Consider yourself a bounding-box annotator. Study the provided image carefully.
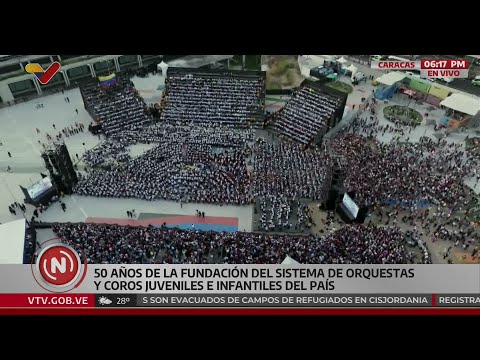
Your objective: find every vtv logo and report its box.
[36,244,82,288]
[48,251,74,278]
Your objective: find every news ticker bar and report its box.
[97,294,480,308]
[1,294,480,308]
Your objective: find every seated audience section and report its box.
[74,124,254,204]
[252,141,332,232]
[160,68,265,127]
[271,83,343,144]
[80,76,152,137]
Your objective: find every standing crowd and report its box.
[330,131,475,210]
[52,222,414,264]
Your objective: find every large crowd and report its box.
[326,104,480,262]
[62,69,479,264]
[253,141,331,201]
[271,85,341,144]
[82,77,152,136]
[330,130,476,210]
[82,120,255,170]
[75,125,254,204]
[52,222,414,264]
[160,72,265,127]
[251,141,331,233]
[83,139,130,168]
[78,119,334,206]
[79,73,330,206]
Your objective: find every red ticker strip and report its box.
[1,308,480,315]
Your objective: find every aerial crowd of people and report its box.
[270,84,341,144]
[52,222,414,264]
[330,129,476,211]
[8,67,478,265]
[82,77,152,136]
[75,123,255,204]
[160,71,265,127]
[253,141,331,201]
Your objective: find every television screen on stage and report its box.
[342,193,359,219]
[27,177,53,199]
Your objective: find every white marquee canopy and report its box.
[440,93,480,116]
[0,219,26,264]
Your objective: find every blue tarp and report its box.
[439,115,449,125]
[384,199,431,208]
[375,84,398,101]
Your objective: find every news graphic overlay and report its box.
[31,243,88,293]
[25,62,61,85]
[89,265,480,309]
[371,58,468,79]
[420,59,469,79]
[0,264,479,310]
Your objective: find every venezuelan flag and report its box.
[98,73,118,88]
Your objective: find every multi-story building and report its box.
[0,55,162,105]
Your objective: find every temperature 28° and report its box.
[117,296,132,305]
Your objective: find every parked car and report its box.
[404,70,421,78]
[472,75,480,86]
[420,76,437,82]
[438,77,453,83]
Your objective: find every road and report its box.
[446,78,480,96]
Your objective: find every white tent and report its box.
[439,93,480,116]
[281,256,300,265]
[0,219,26,264]
[157,61,169,75]
[336,56,347,65]
[375,72,406,86]
[346,64,358,76]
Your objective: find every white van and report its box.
[351,72,366,82]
